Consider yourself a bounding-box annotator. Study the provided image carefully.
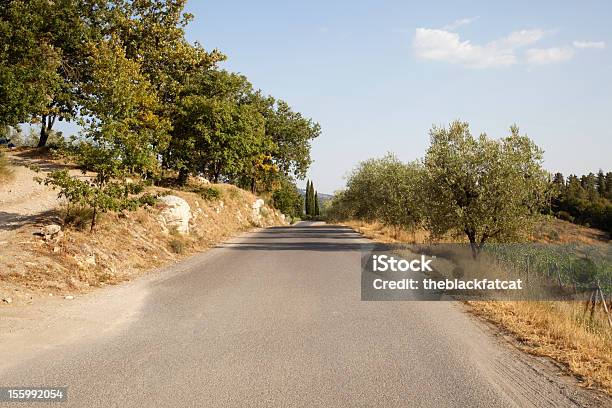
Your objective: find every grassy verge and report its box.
[344,219,612,395]
[468,300,611,393]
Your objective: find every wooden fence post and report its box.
[596,282,612,328]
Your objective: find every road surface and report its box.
[0,223,606,407]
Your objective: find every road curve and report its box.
[0,223,604,407]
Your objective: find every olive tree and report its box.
[340,154,423,232]
[423,121,550,257]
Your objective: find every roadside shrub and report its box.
[63,205,95,231]
[191,186,221,201]
[168,238,185,254]
[138,193,158,207]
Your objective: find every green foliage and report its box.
[328,122,551,257]
[272,178,304,218]
[259,99,321,179]
[168,70,267,184]
[551,170,612,233]
[39,37,169,232]
[307,181,316,216]
[0,0,61,126]
[423,122,550,256]
[191,186,222,201]
[328,154,423,231]
[482,243,611,292]
[62,205,95,231]
[8,0,320,227]
[138,193,158,207]
[41,170,145,232]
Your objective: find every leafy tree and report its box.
[333,154,423,232]
[32,0,101,147]
[272,177,304,219]
[596,170,606,197]
[0,0,61,126]
[42,38,169,231]
[169,69,267,184]
[115,0,224,111]
[551,170,612,233]
[258,99,321,180]
[423,121,550,257]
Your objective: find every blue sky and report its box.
[182,0,612,193]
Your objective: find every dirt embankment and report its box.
[0,149,287,306]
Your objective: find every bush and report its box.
[557,211,574,222]
[168,238,185,254]
[63,205,95,231]
[190,186,221,201]
[138,193,158,207]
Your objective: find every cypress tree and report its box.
[304,180,310,215]
[314,192,320,216]
[308,181,315,216]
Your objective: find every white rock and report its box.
[158,195,191,234]
[42,224,61,235]
[252,199,265,210]
[64,295,74,300]
[250,199,266,226]
[41,224,63,242]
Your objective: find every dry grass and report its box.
[468,300,612,394]
[344,220,435,243]
[0,150,14,181]
[342,218,612,396]
[532,217,610,246]
[0,183,286,301]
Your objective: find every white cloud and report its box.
[525,47,575,65]
[492,29,546,48]
[442,17,479,31]
[572,40,606,49]
[413,28,547,68]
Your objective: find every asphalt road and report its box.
[0,223,605,407]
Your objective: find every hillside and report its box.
[0,149,287,306]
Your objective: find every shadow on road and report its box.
[0,210,60,232]
[217,225,370,252]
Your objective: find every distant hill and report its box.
[298,189,333,202]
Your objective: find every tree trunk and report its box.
[90,206,98,233]
[177,168,189,186]
[250,178,256,194]
[37,115,56,148]
[466,229,479,259]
